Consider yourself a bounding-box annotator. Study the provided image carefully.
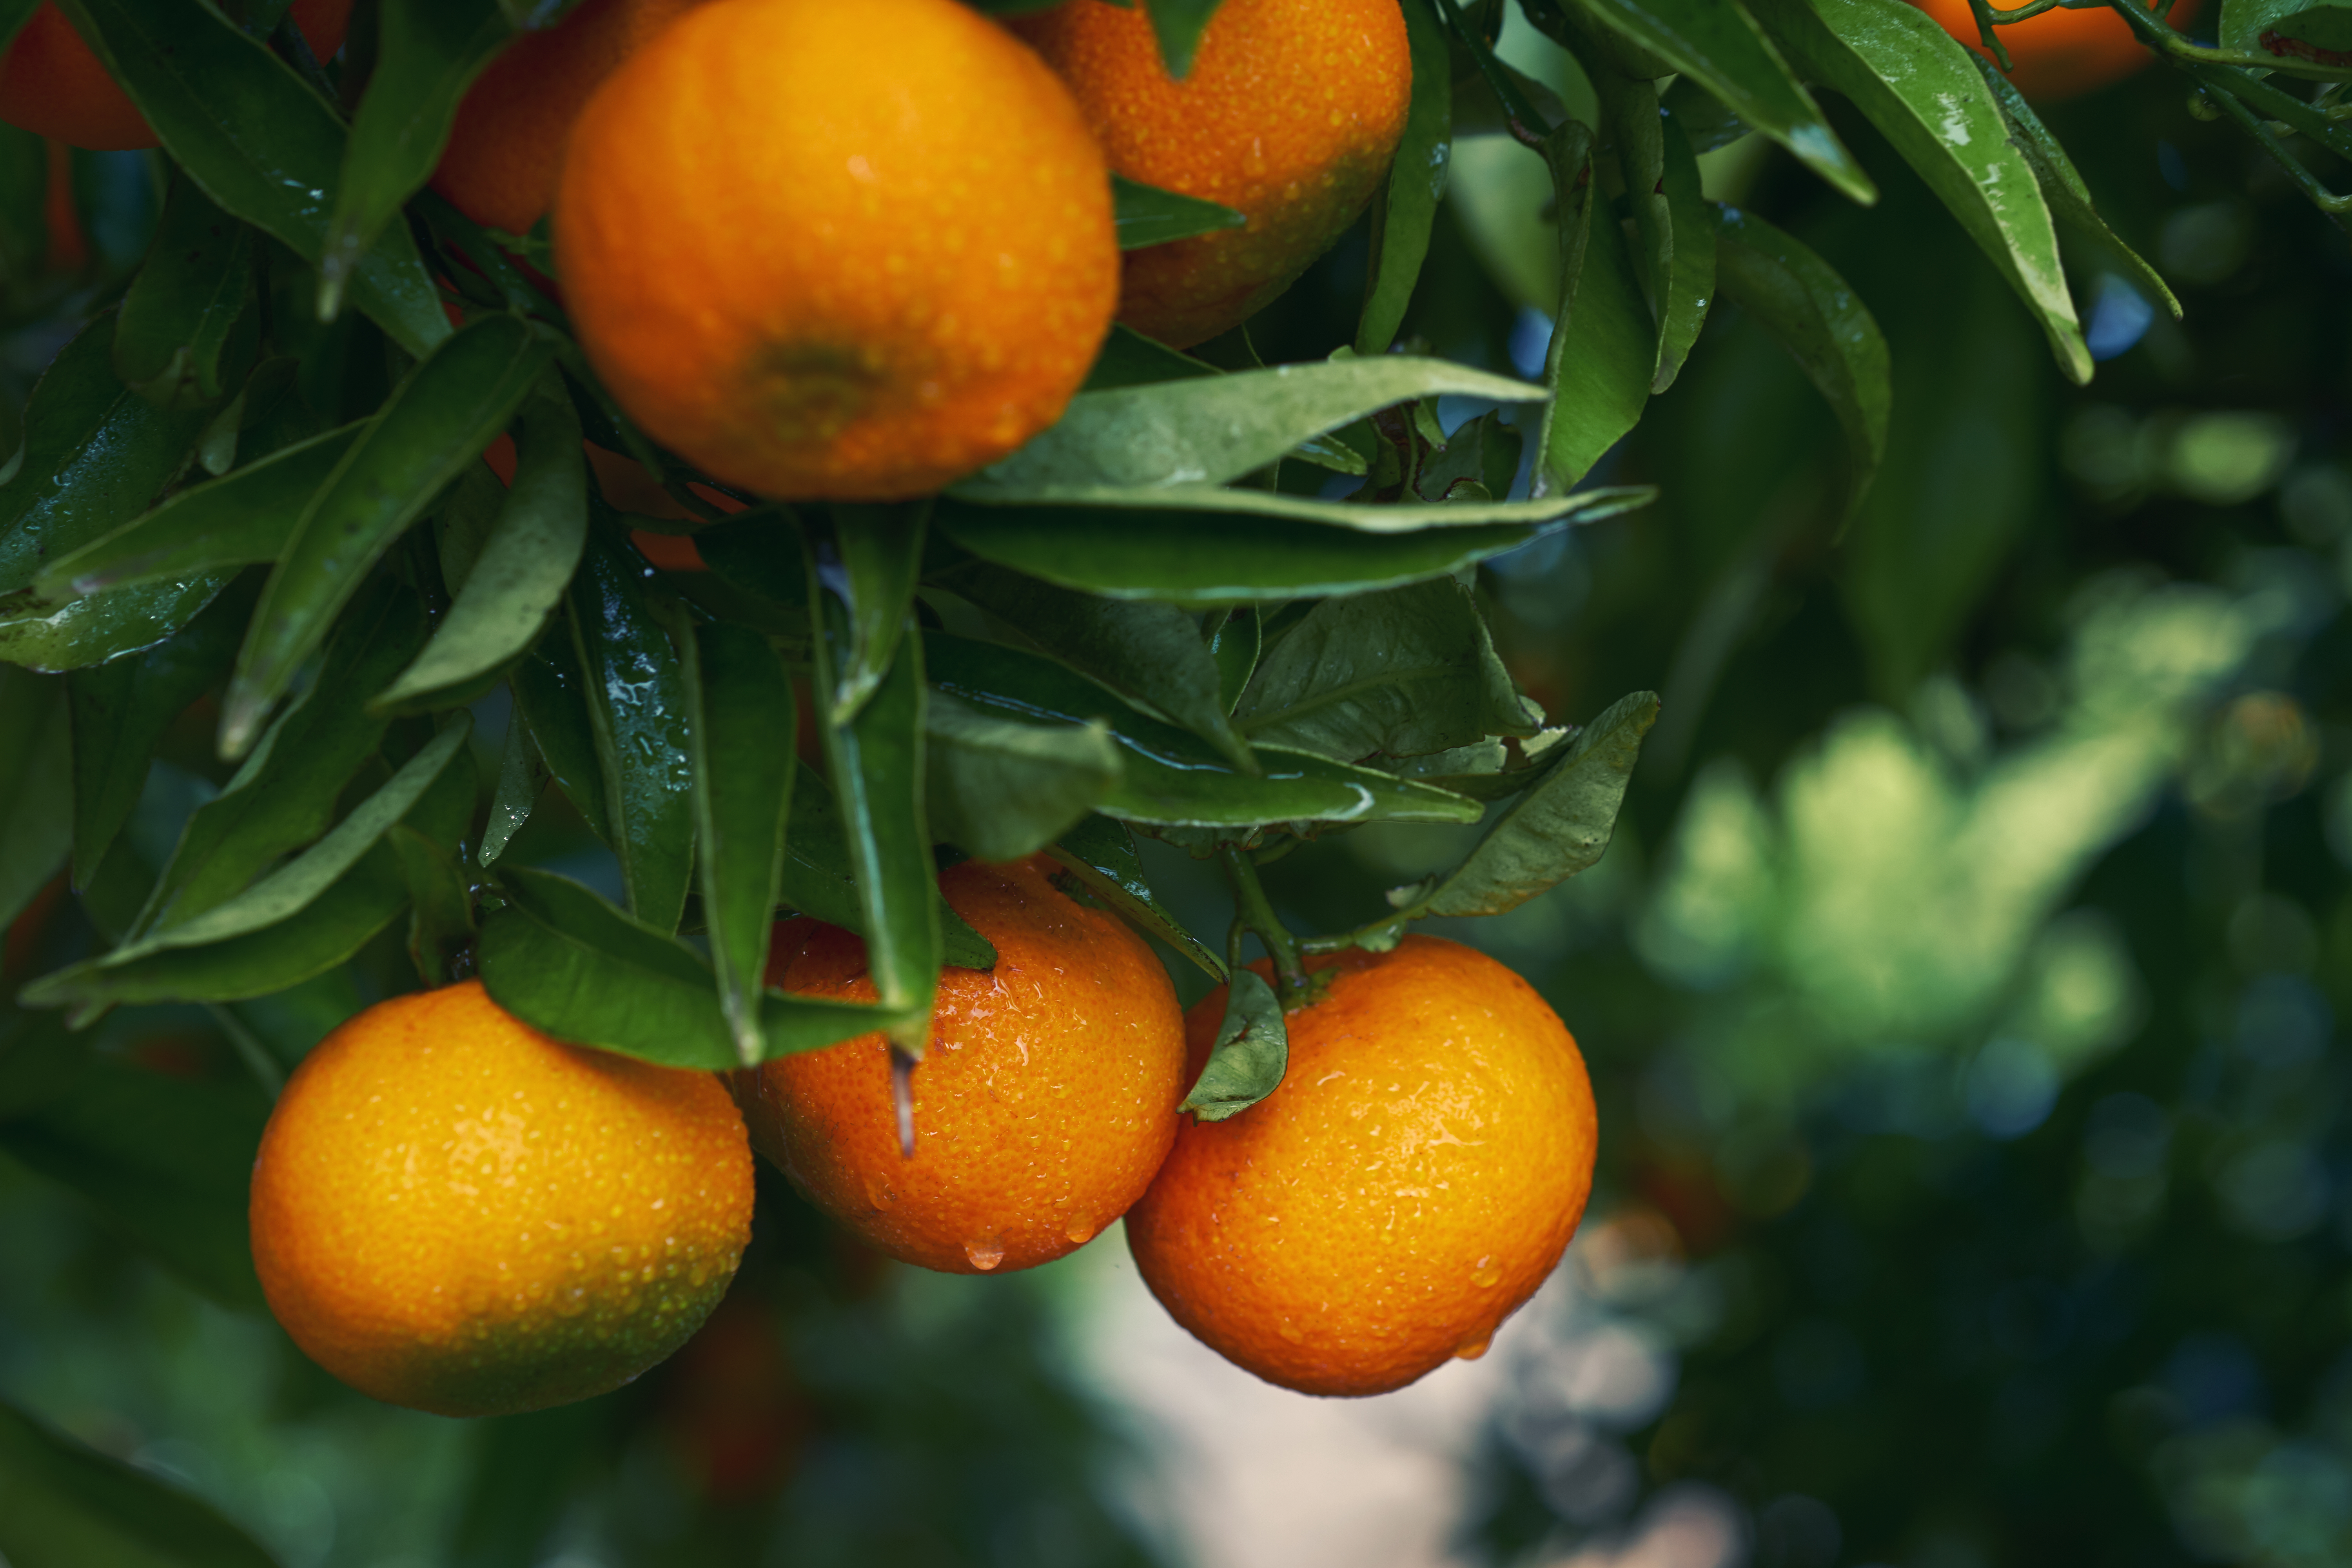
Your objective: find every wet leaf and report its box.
[1045,813,1224,979]
[926,690,1122,863]
[568,532,694,932]
[1113,173,1246,249]
[511,626,610,846]
[110,174,257,411]
[1181,967,1287,1121]
[479,702,547,867]
[390,822,474,988]
[682,621,795,1065]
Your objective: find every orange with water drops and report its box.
[1011,0,1412,348]
[0,0,352,150]
[738,855,1187,1275]
[553,0,1119,499]
[1125,936,1597,1397]
[431,0,707,236]
[1911,0,2198,100]
[248,979,754,1417]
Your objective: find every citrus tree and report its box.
[0,0,2347,1557]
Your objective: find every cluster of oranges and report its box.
[251,854,1599,1413]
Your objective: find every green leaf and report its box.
[135,587,424,936]
[928,631,1482,831]
[771,760,998,971]
[1746,0,2089,383]
[479,701,547,867]
[1114,172,1247,250]
[221,315,552,755]
[34,423,367,600]
[1209,605,1259,713]
[683,621,795,1066]
[55,0,451,356]
[943,481,1652,535]
[926,690,1122,863]
[1234,578,1538,761]
[1357,0,1453,355]
[569,533,694,932]
[1715,203,1891,523]
[1144,0,1223,76]
[1653,108,1716,393]
[1416,690,1658,916]
[0,121,44,283]
[376,386,588,708]
[479,867,888,1069]
[110,174,257,411]
[1530,123,1655,494]
[0,668,70,930]
[0,1396,282,1565]
[1373,736,1552,800]
[391,823,475,988]
[1182,967,1286,1121]
[1045,813,1224,979]
[2221,0,2352,58]
[1548,0,1875,202]
[1083,323,1220,392]
[1970,58,2181,322]
[808,502,926,725]
[510,628,610,846]
[322,0,512,314]
[936,501,1624,605]
[959,357,1543,497]
[946,562,1255,769]
[62,580,251,888]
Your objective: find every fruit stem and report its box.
[1219,846,1311,1007]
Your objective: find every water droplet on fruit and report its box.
[863,1172,896,1210]
[1065,1212,1097,1246]
[1278,1319,1303,1343]
[1454,1332,1493,1361]
[964,1238,1005,1271]
[1471,1259,1501,1289]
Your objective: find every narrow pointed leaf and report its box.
[569,533,694,931]
[683,621,795,1065]
[1653,108,1716,392]
[511,628,610,846]
[808,502,925,725]
[1356,0,1452,354]
[1532,123,1654,494]
[1210,606,1259,713]
[926,690,1122,863]
[390,823,475,988]
[773,760,997,971]
[1747,0,2089,383]
[1114,173,1247,249]
[0,667,70,929]
[1182,967,1287,1120]
[111,174,257,410]
[944,482,1653,535]
[1144,0,1223,76]
[480,702,547,866]
[1045,813,1225,979]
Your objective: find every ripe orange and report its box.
[0,0,352,151]
[737,855,1186,1275]
[1012,0,1412,348]
[553,0,1118,501]
[432,0,705,236]
[1912,0,2198,100]
[1125,936,1597,1397]
[249,979,754,1417]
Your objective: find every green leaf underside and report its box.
[1714,204,1892,523]
[684,620,797,1065]
[1748,0,2089,384]
[1183,967,1287,1121]
[1046,813,1225,979]
[1356,0,1453,356]
[959,357,1543,496]
[927,690,1122,863]
[1416,691,1660,917]
[1112,173,1247,250]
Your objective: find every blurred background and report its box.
[4,8,2350,1566]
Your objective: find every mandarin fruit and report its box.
[249,979,753,1417]
[432,0,706,236]
[1126,936,1597,1396]
[1012,0,1411,348]
[553,0,1118,500]
[1911,0,2196,100]
[738,855,1186,1275]
[0,0,352,150]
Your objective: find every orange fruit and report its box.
[1125,936,1597,1396]
[249,979,754,1417]
[737,855,1186,1275]
[1911,0,2198,100]
[0,0,352,151]
[431,0,706,236]
[552,0,1119,500]
[1012,0,1412,348]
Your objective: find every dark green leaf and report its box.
[1531,123,1654,494]
[1592,68,1673,386]
[323,0,512,312]
[221,314,552,755]
[1416,690,1658,916]
[110,174,257,411]
[773,760,998,971]
[1662,72,1751,152]
[34,423,367,599]
[511,628,610,846]
[56,0,451,356]
[0,667,70,929]
[946,563,1255,769]
[2220,0,2352,60]
[0,120,44,283]
[1234,578,1538,761]
[960,356,1541,497]
[480,700,547,866]
[62,579,251,887]
[568,534,694,931]
[1357,0,1452,355]
[808,502,925,725]
[1209,605,1259,713]
[1045,813,1224,979]
[1746,0,2089,383]
[376,385,588,708]
[0,1395,282,1565]
[1715,203,1891,523]
[1653,108,1716,392]
[1371,737,1548,800]
[944,480,1652,534]
[683,621,795,1065]
[135,586,424,936]
[691,511,811,628]
[926,690,1122,863]
[433,455,510,590]
[1550,0,1874,201]
[391,822,474,987]
[1114,172,1247,250]
[1144,0,1223,76]
[1182,967,1286,1121]
[1082,323,1220,392]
